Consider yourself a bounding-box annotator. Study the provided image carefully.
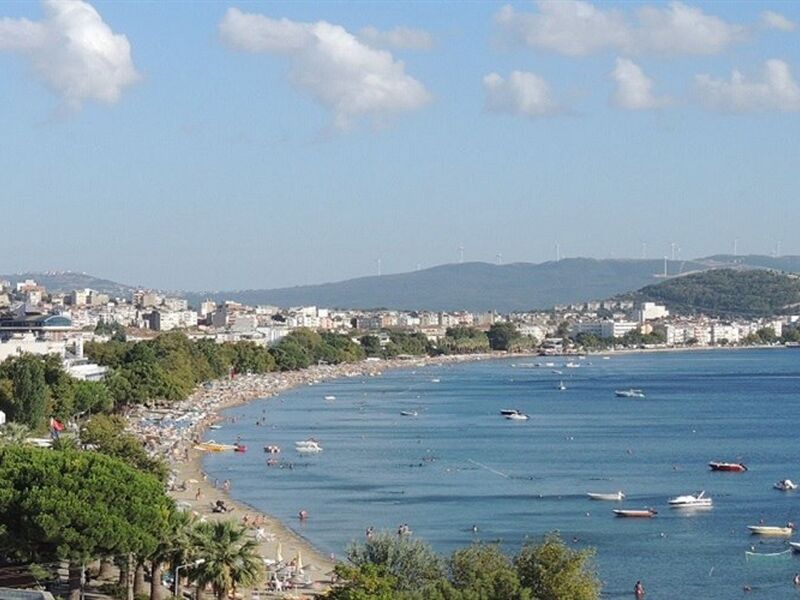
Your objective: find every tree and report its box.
[0,353,48,428]
[189,520,263,600]
[324,564,398,600]
[346,532,443,592]
[448,543,530,600]
[359,336,382,358]
[0,446,171,600]
[148,510,197,600]
[81,415,168,481]
[487,323,520,351]
[514,534,600,600]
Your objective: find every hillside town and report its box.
[1,277,796,372]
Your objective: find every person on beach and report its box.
[794,573,800,586]
[223,479,230,491]
[299,509,308,520]
[634,580,645,598]
[195,487,202,501]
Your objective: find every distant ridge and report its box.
[5,254,800,313]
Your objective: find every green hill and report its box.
[630,269,800,317]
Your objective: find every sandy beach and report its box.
[127,353,504,597]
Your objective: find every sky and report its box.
[1,0,799,291]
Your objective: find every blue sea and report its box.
[204,349,800,599]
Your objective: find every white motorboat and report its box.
[431,378,441,383]
[295,442,323,454]
[587,491,625,501]
[774,479,798,491]
[668,490,713,508]
[500,409,521,416]
[748,525,794,537]
[615,389,646,398]
[323,395,336,401]
[557,381,567,391]
[505,412,529,421]
[400,410,418,417]
[564,362,581,368]
[295,439,321,448]
[790,542,800,552]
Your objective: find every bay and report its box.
[204,348,800,598]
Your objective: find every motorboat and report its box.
[709,461,747,472]
[208,424,222,430]
[323,395,336,401]
[551,370,563,375]
[400,410,418,417]
[789,541,800,553]
[774,479,798,491]
[295,438,320,447]
[587,491,625,501]
[748,525,793,537]
[668,491,713,508]
[613,509,657,518]
[615,389,646,398]
[564,362,581,368]
[431,378,441,383]
[500,409,521,416]
[557,381,567,391]
[295,441,323,454]
[505,412,529,421]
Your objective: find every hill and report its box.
[183,258,710,312]
[627,269,800,317]
[0,271,137,298]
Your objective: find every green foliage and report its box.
[634,269,800,317]
[573,333,609,350]
[487,323,520,351]
[270,329,365,370]
[0,446,171,564]
[359,335,382,358]
[0,353,48,428]
[328,533,598,600]
[189,520,263,600]
[346,532,443,592]
[438,328,490,355]
[619,329,666,347]
[81,414,168,481]
[447,543,530,600]
[514,534,599,600]
[225,341,276,374]
[383,333,432,358]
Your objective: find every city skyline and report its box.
[2,0,799,290]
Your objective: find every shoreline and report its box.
[127,343,784,595]
[127,352,506,595]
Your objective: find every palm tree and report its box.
[149,509,197,600]
[189,520,263,600]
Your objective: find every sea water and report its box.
[204,349,800,598]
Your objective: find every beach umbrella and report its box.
[276,542,283,563]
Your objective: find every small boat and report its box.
[564,362,581,368]
[789,541,800,552]
[551,370,563,375]
[431,378,441,383]
[208,424,222,430]
[400,410,418,417]
[295,441,323,454]
[233,444,247,453]
[615,389,645,398]
[774,479,798,491]
[613,509,657,518]
[747,525,793,537]
[745,549,791,559]
[500,409,521,416]
[295,439,321,447]
[557,381,567,391]
[668,490,712,508]
[323,395,336,401]
[587,491,625,501]
[505,412,529,421]
[195,442,237,452]
[709,461,747,472]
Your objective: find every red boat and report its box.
[613,509,657,518]
[709,461,747,472]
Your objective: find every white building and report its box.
[637,302,669,323]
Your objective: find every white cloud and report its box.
[611,58,671,110]
[219,8,431,130]
[760,11,796,32]
[483,71,561,118]
[695,59,800,113]
[0,0,139,109]
[495,1,747,57]
[358,26,435,51]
